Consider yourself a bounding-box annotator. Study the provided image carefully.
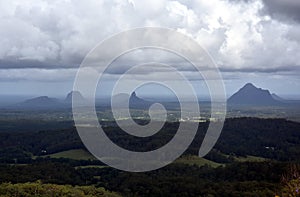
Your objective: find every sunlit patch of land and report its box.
[44,149,96,160]
[234,155,269,162]
[175,155,223,168]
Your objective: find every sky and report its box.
[0,0,300,99]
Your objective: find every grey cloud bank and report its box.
[262,0,300,23]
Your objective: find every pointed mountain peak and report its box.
[239,83,266,93]
[131,91,137,97]
[228,83,281,105]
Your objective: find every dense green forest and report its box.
[1,118,300,162]
[0,181,120,197]
[0,117,300,196]
[0,159,299,196]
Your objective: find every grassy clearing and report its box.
[234,155,268,162]
[175,155,223,168]
[43,149,267,169]
[75,165,109,169]
[44,149,96,160]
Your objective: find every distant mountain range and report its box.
[13,91,85,109]
[12,91,151,110]
[4,83,300,110]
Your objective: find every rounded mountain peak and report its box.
[65,91,84,103]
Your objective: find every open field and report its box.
[175,155,223,168]
[234,155,269,162]
[44,149,96,160]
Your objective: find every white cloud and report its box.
[0,0,299,78]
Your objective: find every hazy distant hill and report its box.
[228,83,281,106]
[16,96,63,109]
[14,91,85,110]
[64,91,85,104]
[111,92,152,109]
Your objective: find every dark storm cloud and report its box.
[0,54,84,69]
[220,65,300,73]
[227,0,300,23]
[0,59,65,69]
[262,0,300,23]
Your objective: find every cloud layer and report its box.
[0,0,299,95]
